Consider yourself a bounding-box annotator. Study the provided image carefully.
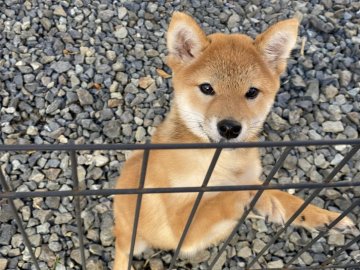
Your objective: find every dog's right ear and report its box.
[167,12,209,68]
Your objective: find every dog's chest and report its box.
[168,149,261,188]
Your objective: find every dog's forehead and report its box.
[199,34,270,86]
[206,34,261,70]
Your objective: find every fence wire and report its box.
[0,139,360,270]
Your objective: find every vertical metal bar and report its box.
[247,144,360,269]
[285,199,360,267]
[0,167,41,270]
[321,234,360,266]
[127,143,150,270]
[208,146,292,269]
[168,146,223,270]
[70,149,87,270]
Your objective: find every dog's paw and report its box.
[314,211,355,233]
[253,197,286,226]
[334,216,355,231]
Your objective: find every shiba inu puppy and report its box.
[113,12,354,269]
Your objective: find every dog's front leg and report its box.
[113,236,135,270]
[253,190,354,231]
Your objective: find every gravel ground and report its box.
[0,0,360,270]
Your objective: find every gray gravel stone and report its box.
[87,167,103,180]
[149,258,164,270]
[338,70,352,87]
[118,7,128,19]
[253,239,266,253]
[298,158,311,172]
[135,126,147,141]
[114,26,128,39]
[40,17,52,31]
[267,112,290,131]
[54,212,72,224]
[305,79,319,101]
[237,246,252,258]
[77,89,94,105]
[289,109,302,125]
[106,51,117,61]
[322,121,344,133]
[292,75,306,88]
[94,155,109,167]
[70,75,80,87]
[46,99,63,114]
[39,245,57,267]
[283,155,297,170]
[0,224,16,245]
[0,259,8,270]
[50,61,72,73]
[315,154,328,169]
[33,209,52,223]
[328,233,345,246]
[53,5,67,17]
[227,13,240,29]
[29,169,45,182]
[267,260,284,268]
[103,120,121,138]
[37,223,50,234]
[77,166,86,182]
[310,16,335,33]
[71,249,90,265]
[86,258,104,270]
[45,197,60,209]
[99,10,114,22]
[0,205,13,223]
[100,212,113,246]
[44,168,61,181]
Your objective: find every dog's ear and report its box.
[255,18,299,75]
[167,12,210,66]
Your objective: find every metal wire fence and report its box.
[0,139,360,270]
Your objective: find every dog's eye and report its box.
[199,83,215,96]
[245,87,259,99]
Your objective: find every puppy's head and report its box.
[167,12,299,142]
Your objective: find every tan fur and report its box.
[113,12,354,270]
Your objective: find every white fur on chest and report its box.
[169,149,261,188]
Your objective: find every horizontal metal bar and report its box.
[208,147,292,269]
[168,147,223,270]
[0,139,359,152]
[285,198,360,267]
[1,180,359,199]
[128,146,150,270]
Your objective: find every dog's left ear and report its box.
[167,12,210,67]
[255,18,299,75]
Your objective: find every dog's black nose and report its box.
[217,120,242,139]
